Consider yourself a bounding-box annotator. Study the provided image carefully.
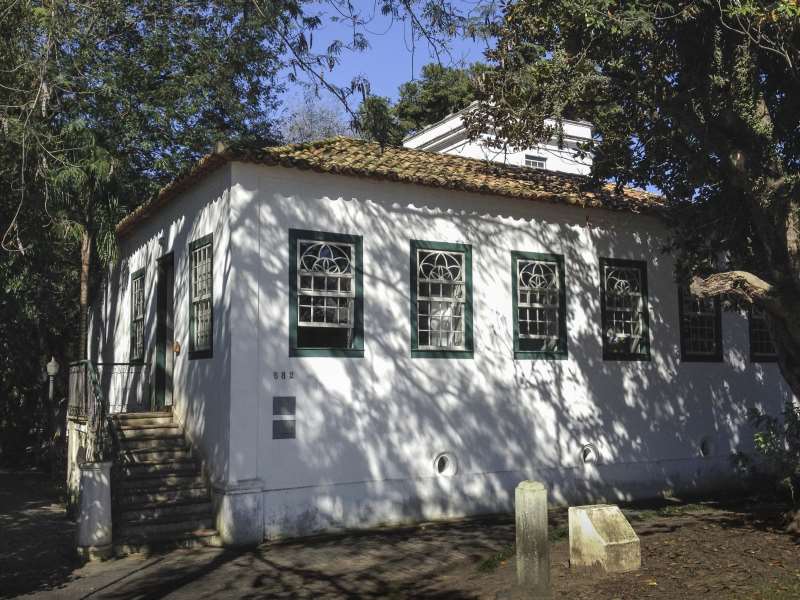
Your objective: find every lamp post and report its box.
[46,356,60,405]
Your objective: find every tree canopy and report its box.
[280,99,353,143]
[394,63,483,135]
[353,63,482,145]
[467,0,800,394]
[0,0,478,465]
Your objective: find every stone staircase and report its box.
[110,412,221,554]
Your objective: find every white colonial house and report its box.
[72,112,791,550]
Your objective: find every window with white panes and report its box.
[411,241,473,357]
[189,234,213,358]
[289,230,364,357]
[600,258,650,360]
[513,252,567,359]
[298,240,354,346]
[130,269,145,362]
[679,288,722,361]
[750,305,777,362]
[524,155,547,169]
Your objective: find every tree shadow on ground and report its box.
[0,469,79,598]
[66,516,516,600]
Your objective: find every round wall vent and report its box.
[580,443,599,464]
[699,436,713,458]
[433,452,458,477]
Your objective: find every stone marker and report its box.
[568,504,641,573]
[515,481,551,599]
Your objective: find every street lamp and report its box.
[46,356,59,404]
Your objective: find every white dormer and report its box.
[402,105,593,176]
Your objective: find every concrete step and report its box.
[117,490,212,512]
[117,460,199,479]
[112,413,173,426]
[117,500,214,525]
[116,516,215,540]
[112,411,172,421]
[117,448,193,463]
[118,473,206,491]
[117,422,180,433]
[117,484,210,507]
[118,437,186,451]
[114,528,222,556]
[113,417,174,428]
[116,428,183,441]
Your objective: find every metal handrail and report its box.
[70,360,154,461]
[68,360,110,462]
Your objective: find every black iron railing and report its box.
[67,361,151,461]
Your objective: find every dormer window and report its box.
[525,155,547,169]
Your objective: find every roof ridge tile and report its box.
[116,137,664,237]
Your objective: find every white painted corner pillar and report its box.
[226,162,262,487]
[214,478,264,546]
[76,461,113,560]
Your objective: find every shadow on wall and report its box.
[92,165,791,538]
[222,168,793,536]
[89,171,233,487]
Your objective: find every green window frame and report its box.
[289,229,364,358]
[599,257,651,361]
[511,251,568,360]
[678,287,722,362]
[410,240,474,359]
[749,305,777,363]
[189,233,213,360]
[130,268,146,363]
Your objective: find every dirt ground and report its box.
[481,502,800,600]
[3,469,800,599]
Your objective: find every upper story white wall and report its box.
[227,161,790,512]
[88,165,233,483]
[403,109,593,176]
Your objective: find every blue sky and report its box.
[282,2,492,109]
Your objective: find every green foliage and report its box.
[476,544,515,572]
[0,0,479,464]
[747,402,800,504]
[353,63,483,146]
[394,63,483,134]
[354,96,405,147]
[468,0,800,397]
[469,0,800,270]
[0,0,323,463]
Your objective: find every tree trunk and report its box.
[79,228,93,361]
[692,272,800,400]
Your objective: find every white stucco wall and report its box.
[88,166,233,484]
[441,138,592,176]
[226,161,791,539]
[403,111,593,175]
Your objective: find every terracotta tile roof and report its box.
[116,137,663,236]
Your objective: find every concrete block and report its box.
[568,504,640,573]
[515,481,551,598]
[76,461,113,560]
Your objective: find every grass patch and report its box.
[625,502,713,522]
[477,544,514,573]
[659,502,709,516]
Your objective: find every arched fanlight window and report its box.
[289,230,364,357]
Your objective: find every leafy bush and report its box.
[741,401,800,505]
